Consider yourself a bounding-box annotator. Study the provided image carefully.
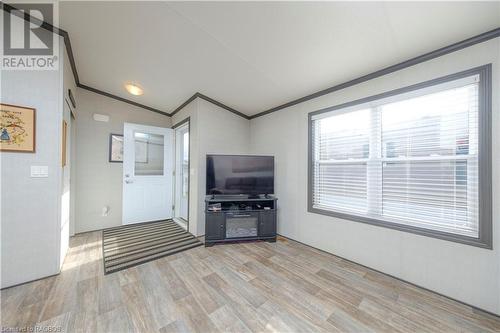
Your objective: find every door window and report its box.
[134,132,164,176]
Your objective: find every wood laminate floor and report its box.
[2,231,500,333]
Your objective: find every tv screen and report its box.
[206,155,274,195]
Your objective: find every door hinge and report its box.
[172,205,175,211]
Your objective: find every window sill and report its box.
[308,206,492,249]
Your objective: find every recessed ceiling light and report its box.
[125,83,143,96]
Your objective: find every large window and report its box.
[309,66,492,248]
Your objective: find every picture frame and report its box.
[0,103,36,153]
[109,133,124,162]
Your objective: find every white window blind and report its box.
[311,74,480,238]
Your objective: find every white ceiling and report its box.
[60,1,500,116]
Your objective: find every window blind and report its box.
[312,109,370,215]
[311,74,480,238]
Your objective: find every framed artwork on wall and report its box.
[109,133,124,162]
[0,103,36,153]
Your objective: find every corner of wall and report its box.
[1,37,66,288]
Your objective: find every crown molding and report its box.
[196,93,250,120]
[170,93,199,117]
[249,27,500,119]
[2,3,499,121]
[1,2,172,116]
[170,92,250,120]
[78,84,170,116]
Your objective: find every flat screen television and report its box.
[206,155,274,196]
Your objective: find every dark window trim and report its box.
[308,64,492,249]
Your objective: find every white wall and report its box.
[197,99,250,235]
[74,89,171,233]
[1,34,66,288]
[250,38,500,314]
[62,44,78,239]
[59,100,71,268]
[60,45,78,266]
[172,98,250,236]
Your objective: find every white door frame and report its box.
[68,103,76,237]
[122,122,174,224]
[173,118,190,228]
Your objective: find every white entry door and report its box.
[123,123,174,224]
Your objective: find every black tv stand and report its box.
[205,195,277,247]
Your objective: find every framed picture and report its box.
[109,134,123,162]
[62,120,67,167]
[0,103,36,153]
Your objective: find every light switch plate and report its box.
[31,166,48,177]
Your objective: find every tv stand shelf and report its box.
[205,196,277,246]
